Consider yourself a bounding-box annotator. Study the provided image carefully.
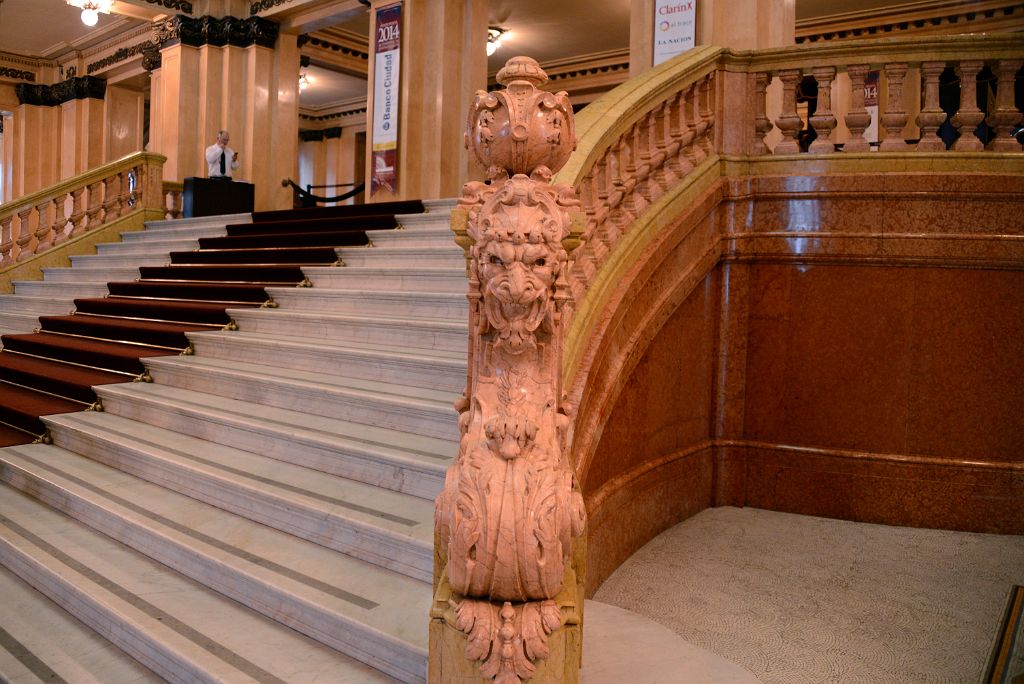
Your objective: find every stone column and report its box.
[365,0,487,203]
[431,56,586,684]
[102,85,145,162]
[147,14,298,210]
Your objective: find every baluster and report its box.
[698,74,715,156]
[68,188,87,237]
[634,119,656,203]
[663,95,685,177]
[653,100,676,186]
[844,65,872,152]
[751,72,772,155]
[36,196,64,252]
[809,67,837,153]
[0,215,14,266]
[118,168,132,211]
[621,126,647,217]
[15,207,35,261]
[687,83,708,165]
[33,199,52,252]
[952,60,985,152]
[916,62,948,152]
[649,107,670,189]
[774,69,803,154]
[987,59,1023,152]
[102,172,122,221]
[673,89,697,171]
[879,63,909,151]
[85,181,104,228]
[606,139,625,210]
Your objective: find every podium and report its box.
[183,177,255,218]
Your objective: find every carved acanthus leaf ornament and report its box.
[435,56,586,683]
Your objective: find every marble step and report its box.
[365,226,456,249]
[12,280,109,299]
[0,311,42,335]
[45,411,435,581]
[121,224,234,242]
[142,355,462,441]
[188,331,466,392]
[229,308,467,354]
[308,266,466,293]
[0,295,75,316]
[0,538,166,684]
[338,246,465,269]
[139,212,250,233]
[269,286,468,322]
[69,253,168,269]
[43,264,143,282]
[95,237,201,257]
[0,479,406,683]
[95,382,452,500]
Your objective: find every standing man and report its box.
[205,130,239,180]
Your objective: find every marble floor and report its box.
[594,507,1024,683]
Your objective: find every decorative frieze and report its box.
[250,0,293,15]
[141,0,193,13]
[152,14,279,51]
[87,41,152,74]
[0,66,35,83]
[15,76,106,107]
[301,35,368,61]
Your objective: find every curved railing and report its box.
[0,152,178,268]
[554,33,1024,392]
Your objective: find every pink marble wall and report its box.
[580,172,1024,593]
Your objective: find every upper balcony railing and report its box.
[0,152,182,267]
[555,33,1024,313]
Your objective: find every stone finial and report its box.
[466,56,576,182]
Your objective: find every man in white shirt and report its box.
[205,130,239,180]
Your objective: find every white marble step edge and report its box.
[44,413,434,582]
[0,295,74,315]
[0,311,42,333]
[0,446,430,682]
[0,563,165,683]
[143,355,462,442]
[42,265,144,283]
[140,213,250,232]
[268,287,468,323]
[228,308,467,354]
[187,331,465,393]
[12,281,109,298]
[121,223,233,242]
[69,253,167,268]
[335,248,465,268]
[0,482,405,684]
[95,383,451,500]
[364,228,456,249]
[309,266,466,293]
[95,238,201,256]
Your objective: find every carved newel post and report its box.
[431,56,587,684]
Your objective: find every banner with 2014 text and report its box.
[371,3,401,195]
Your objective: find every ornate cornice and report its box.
[250,0,294,15]
[153,14,279,51]
[796,0,1024,43]
[0,66,35,83]
[86,41,152,74]
[140,0,193,13]
[15,76,106,107]
[302,35,368,61]
[298,105,367,123]
[298,127,342,141]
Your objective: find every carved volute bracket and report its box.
[435,55,587,684]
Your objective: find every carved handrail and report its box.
[0,152,169,266]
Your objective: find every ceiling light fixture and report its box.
[66,0,113,27]
[299,72,312,91]
[487,27,507,57]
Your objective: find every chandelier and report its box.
[486,27,507,57]
[66,0,114,27]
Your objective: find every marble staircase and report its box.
[0,201,464,683]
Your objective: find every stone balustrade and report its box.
[0,152,171,267]
[556,34,1024,324]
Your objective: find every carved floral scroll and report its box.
[434,56,586,683]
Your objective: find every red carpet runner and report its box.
[0,200,425,446]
